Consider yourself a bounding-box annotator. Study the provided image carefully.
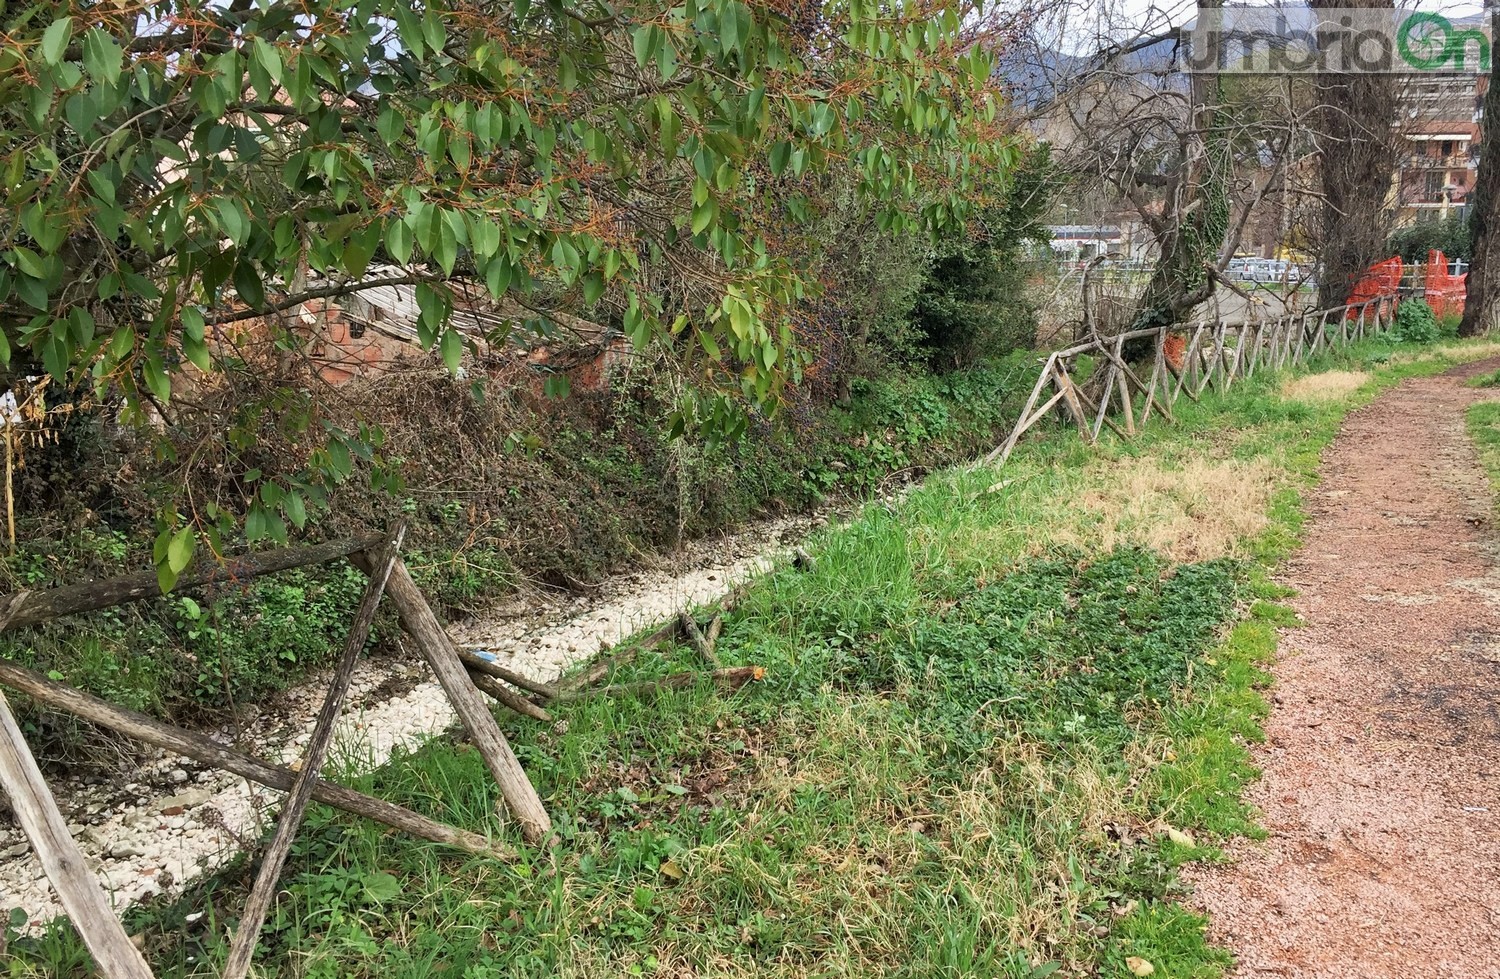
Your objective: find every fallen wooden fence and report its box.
[0,526,545,978]
[984,296,1395,466]
[0,526,770,976]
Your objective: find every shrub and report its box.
[1393,299,1441,343]
[1388,216,1471,264]
[909,145,1055,370]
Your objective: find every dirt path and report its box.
[1192,362,1500,978]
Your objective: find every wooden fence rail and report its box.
[984,296,1395,466]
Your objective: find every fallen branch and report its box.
[553,666,765,703]
[457,650,559,700]
[558,585,752,693]
[469,671,553,722]
[0,535,381,633]
[678,612,721,668]
[555,619,681,692]
[0,660,507,859]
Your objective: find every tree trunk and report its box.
[1462,7,1500,337]
[1129,1,1228,338]
[1311,0,1399,308]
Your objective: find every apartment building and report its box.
[1393,74,1486,226]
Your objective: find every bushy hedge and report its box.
[1388,216,1471,264]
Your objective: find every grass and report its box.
[8,336,1500,979]
[1466,400,1500,500]
[1279,369,1371,403]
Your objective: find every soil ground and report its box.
[1191,361,1500,977]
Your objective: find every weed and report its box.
[1393,300,1441,344]
[1280,369,1371,403]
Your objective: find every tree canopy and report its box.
[0,0,1019,584]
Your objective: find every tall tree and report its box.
[1127,60,1231,332]
[1310,0,1400,307]
[1017,1,1309,338]
[1461,3,1500,337]
[0,0,1019,583]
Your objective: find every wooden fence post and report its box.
[0,691,155,979]
[354,555,552,842]
[220,528,406,979]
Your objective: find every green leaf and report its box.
[440,329,462,373]
[385,217,413,265]
[420,8,446,57]
[327,438,353,478]
[699,330,721,361]
[485,255,512,298]
[182,334,212,372]
[632,26,658,70]
[233,261,265,309]
[12,247,46,278]
[81,29,122,85]
[167,527,195,575]
[40,18,72,66]
[0,328,10,367]
[181,306,206,342]
[215,198,250,247]
[42,331,68,381]
[285,491,307,530]
[769,141,791,176]
[581,272,605,306]
[343,222,381,279]
[415,282,447,347]
[63,91,98,137]
[251,36,283,85]
[691,197,717,235]
[448,136,471,172]
[363,872,401,903]
[657,38,677,79]
[143,354,172,403]
[377,107,403,144]
[434,216,458,275]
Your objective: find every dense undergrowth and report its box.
[1,356,1033,761]
[10,332,1493,977]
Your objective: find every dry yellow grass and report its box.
[1280,370,1371,403]
[1394,339,1500,365]
[1041,455,1277,562]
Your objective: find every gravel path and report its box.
[1191,362,1500,977]
[0,510,824,929]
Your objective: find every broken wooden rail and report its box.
[0,526,777,976]
[984,296,1393,466]
[0,530,543,978]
